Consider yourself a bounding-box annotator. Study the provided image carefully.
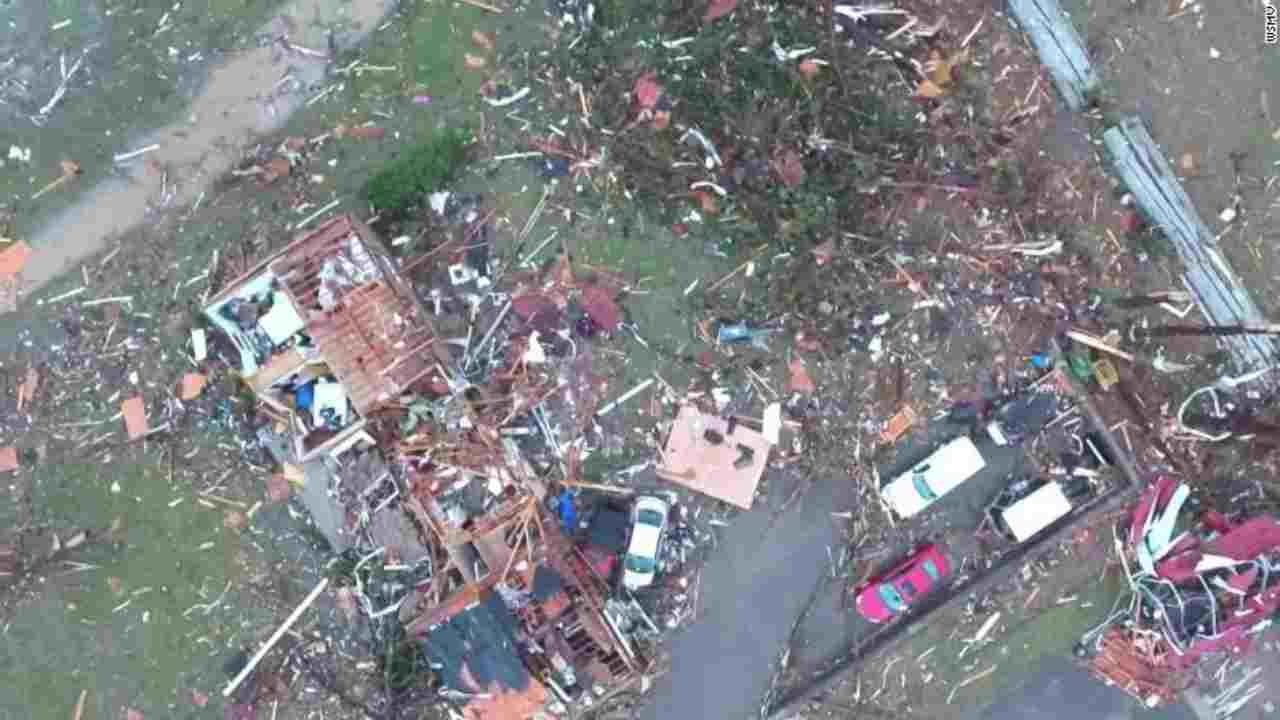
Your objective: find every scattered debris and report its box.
[30,160,82,201]
[704,0,738,22]
[1080,479,1280,710]
[787,356,816,394]
[121,396,147,439]
[0,447,18,474]
[879,405,917,444]
[179,373,207,401]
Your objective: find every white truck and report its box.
[881,436,986,519]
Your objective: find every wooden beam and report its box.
[223,578,329,697]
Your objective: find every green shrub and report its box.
[364,128,470,215]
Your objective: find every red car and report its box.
[853,544,951,623]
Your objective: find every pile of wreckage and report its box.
[1078,475,1280,712]
[201,212,780,717]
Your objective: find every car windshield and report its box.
[899,578,918,600]
[625,554,655,574]
[912,472,938,501]
[877,583,906,612]
[921,559,941,581]
[637,509,665,527]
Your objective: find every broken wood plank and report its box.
[71,689,87,720]
[121,396,147,439]
[947,664,999,704]
[223,577,329,697]
[16,367,38,412]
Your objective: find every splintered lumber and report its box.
[1104,116,1277,376]
[1007,0,1098,110]
[558,480,636,495]
[223,577,329,697]
[72,689,87,720]
[1066,330,1134,362]
[947,664,999,704]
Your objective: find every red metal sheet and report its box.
[1227,566,1259,594]
[1204,516,1280,561]
[1130,475,1178,547]
[1155,550,1202,584]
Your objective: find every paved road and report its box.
[971,656,1198,720]
[638,470,861,720]
[637,423,1036,720]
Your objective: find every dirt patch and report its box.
[13,0,400,298]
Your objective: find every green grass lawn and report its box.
[2,0,284,236]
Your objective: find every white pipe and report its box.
[597,378,654,417]
[223,577,329,697]
[1177,386,1232,442]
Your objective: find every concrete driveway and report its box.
[637,422,1044,719]
[638,469,861,720]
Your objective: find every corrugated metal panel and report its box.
[1008,0,1098,110]
[1104,117,1277,375]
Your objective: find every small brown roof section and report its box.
[208,215,436,415]
[658,405,771,509]
[121,396,148,439]
[270,215,379,310]
[307,280,434,415]
[0,447,18,474]
[463,681,548,720]
[0,241,32,277]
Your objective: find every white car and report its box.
[622,496,670,589]
[881,436,986,518]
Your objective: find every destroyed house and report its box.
[409,502,639,718]
[204,215,436,461]
[422,589,549,720]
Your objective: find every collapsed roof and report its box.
[204,214,437,419]
[422,590,548,720]
[407,500,641,718]
[1083,477,1280,706]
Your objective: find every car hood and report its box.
[882,478,930,518]
[622,568,654,589]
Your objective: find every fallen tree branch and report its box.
[32,47,94,125]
